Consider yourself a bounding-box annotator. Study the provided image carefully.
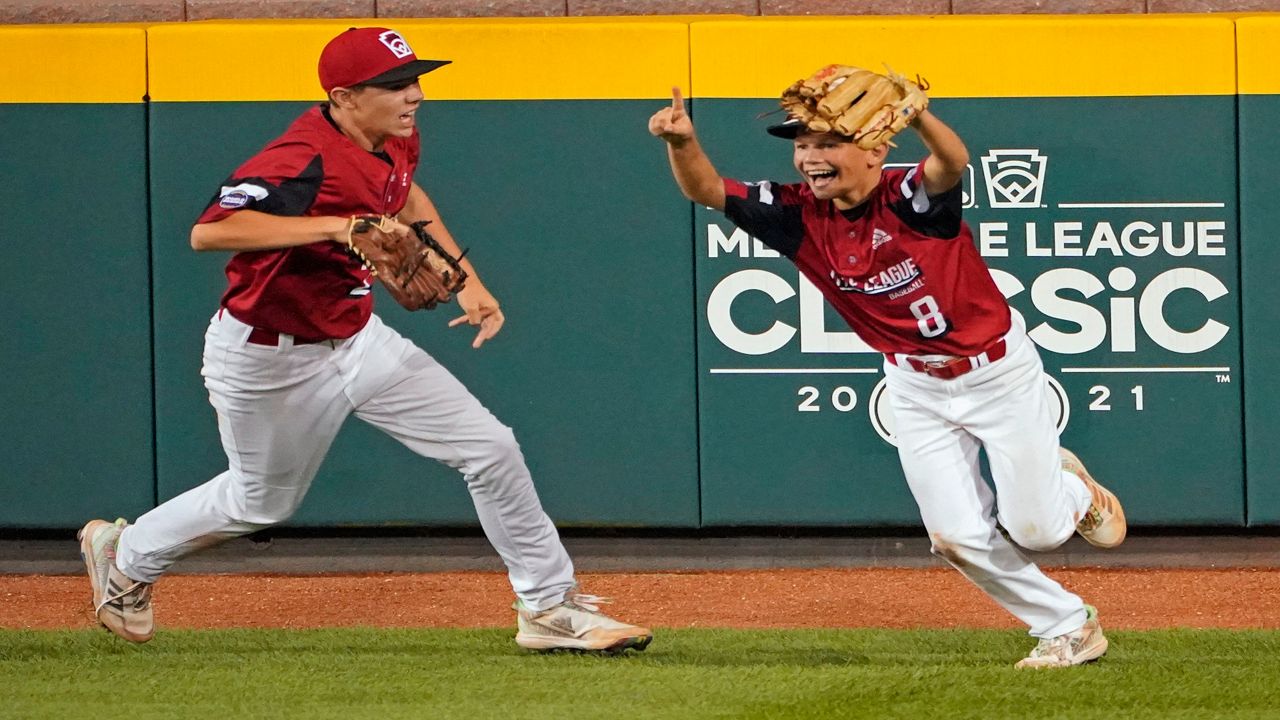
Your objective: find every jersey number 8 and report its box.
[909,295,949,339]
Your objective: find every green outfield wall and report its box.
[690,17,1241,526]
[0,16,1274,529]
[0,27,155,527]
[1237,17,1280,526]
[145,21,699,527]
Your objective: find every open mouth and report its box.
[806,169,837,189]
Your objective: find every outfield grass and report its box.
[3,628,1279,719]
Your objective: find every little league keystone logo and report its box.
[379,30,413,58]
[981,149,1049,208]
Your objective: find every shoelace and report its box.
[564,592,613,613]
[1028,635,1071,658]
[1077,506,1103,531]
[100,526,153,612]
[100,580,152,613]
[129,583,153,611]
[1032,628,1092,660]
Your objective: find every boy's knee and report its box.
[1004,523,1068,553]
[468,423,528,478]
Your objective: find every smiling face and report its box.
[792,131,887,209]
[329,79,424,152]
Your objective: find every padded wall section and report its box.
[690,17,1242,525]
[0,26,153,526]
[147,20,699,527]
[1238,16,1280,526]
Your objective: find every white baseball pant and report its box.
[884,321,1094,638]
[115,309,576,611]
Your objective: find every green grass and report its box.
[3,628,1279,719]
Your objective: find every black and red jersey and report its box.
[196,105,419,339]
[723,162,1011,356]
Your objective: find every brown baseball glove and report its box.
[779,64,929,150]
[344,215,469,311]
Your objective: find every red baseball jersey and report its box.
[196,105,419,339]
[722,163,1011,356]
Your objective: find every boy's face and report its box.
[791,131,883,206]
[339,79,425,147]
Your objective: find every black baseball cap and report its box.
[766,119,806,139]
[767,118,854,141]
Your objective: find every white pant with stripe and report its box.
[115,309,576,611]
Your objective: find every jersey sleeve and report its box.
[721,178,805,257]
[196,138,325,224]
[884,161,963,239]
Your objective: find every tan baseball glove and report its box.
[778,64,929,150]
[344,215,468,311]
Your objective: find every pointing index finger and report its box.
[671,86,685,114]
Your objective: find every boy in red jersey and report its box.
[650,83,1125,667]
[76,27,651,654]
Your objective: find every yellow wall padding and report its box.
[690,16,1237,99]
[0,25,146,103]
[1,16,1247,104]
[146,19,691,102]
[1237,16,1280,94]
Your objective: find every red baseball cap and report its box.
[318,27,450,92]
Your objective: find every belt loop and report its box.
[278,333,295,350]
[233,312,254,347]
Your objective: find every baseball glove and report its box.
[779,64,929,150]
[344,215,469,311]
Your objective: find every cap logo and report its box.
[378,31,413,59]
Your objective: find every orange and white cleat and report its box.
[78,518,155,643]
[1061,448,1127,549]
[1016,605,1109,668]
[514,586,652,653]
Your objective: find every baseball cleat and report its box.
[1015,604,1109,669]
[78,518,155,643]
[514,587,652,653]
[1061,447,1127,549]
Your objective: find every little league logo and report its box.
[981,149,1048,208]
[379,30,413,59]
[217,182,268,210]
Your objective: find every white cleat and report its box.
[514,587,652,653]
[78,518,154,643]
[1016,604,1109,669]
